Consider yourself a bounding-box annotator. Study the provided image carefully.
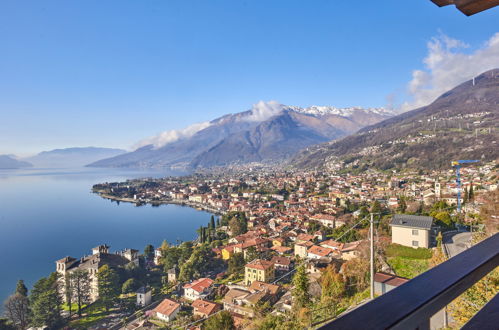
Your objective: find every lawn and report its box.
[68,301,112,329]
[387,256,430,279]
[385,243,432,279]
[385,244,432,259]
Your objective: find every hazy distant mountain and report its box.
[24,147,126,168]
[89,105,393,169]
[292,68,499,170]
[0,155,32,169]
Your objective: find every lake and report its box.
[0,167,212,307]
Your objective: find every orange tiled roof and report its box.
[153,298,180,317]
[183,278,214,293]
[245,259,274,271]
[191,299,220,316]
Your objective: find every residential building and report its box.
[244,259,275,285]
[136,286,152,307]
[389,214,435,248]
[183,278,214,301]
[153,298,181,322]
[192,299,221,318]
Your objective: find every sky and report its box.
[0,1,498,155]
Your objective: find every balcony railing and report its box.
[319,233,499,330]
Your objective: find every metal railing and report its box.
[319,233,499,330]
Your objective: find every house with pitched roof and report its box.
[389,214,435,248]
[244,259,275,285]
[191,299,221,318]
[183,278,214,301]
[153,298,181,322]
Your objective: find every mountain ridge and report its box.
[292,68,499,171]
[89,105,393,169]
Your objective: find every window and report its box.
[412,229,419,235]
[412,240,419,247]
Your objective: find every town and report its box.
[4,161,496,330]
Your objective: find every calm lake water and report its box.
[0,167,211,307]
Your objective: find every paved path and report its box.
[443,231,472,258]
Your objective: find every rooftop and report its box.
[390,214,434,230]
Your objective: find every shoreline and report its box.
[95,191,227,216]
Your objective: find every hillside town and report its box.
[38,160,494,329]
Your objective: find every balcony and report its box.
[319,233,499,329]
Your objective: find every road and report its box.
[442,231,472,258]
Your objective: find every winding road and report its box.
[442,231,472,258]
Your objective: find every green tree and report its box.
[432,211,453,228]
[210,215,216,229]
[203,310,234,330]
[70,269,91,317]
[15,280,28,297]
[228,253,245,275]
[244,246,259,262]
[65,275,73,317]
[216,218,221,228]
[397,197,407,213]
[122,278,138,294]
[0,318,16,330]
[228,215,247,237]
[97,265,120,311]
[468,183,474,202]
[292,265,310,309]
[178,245,217,281]
[371,200,382,214]
[29,272,63,328]
[144,244,154,259]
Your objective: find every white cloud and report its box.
[401,32,499,111]
[133,121,212,150]
[243,100,284,121]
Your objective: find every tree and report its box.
[15,280,28,297]
[97,265,120,311]
[320,265,345,303]
[228,253,245,275]
[228,216,247,237]
[0,318,16,330]
[371,200,382,214]
[122,278,138,294]
[292,265,310,309]
[342,258,369,294]
[65,275,73,317]
[144,244,154,259]
[210,215,216,230]
[4,294,29,330]
[244,246,259,262]
[432,211,453,228]
[70,270,91,317]
[178,245,217,282]
[29,272,63,328]
[468,183,474,202]
[397,197,407,213]
[203,310,234,330]
[216,218,221,228]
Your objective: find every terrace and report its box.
[319,233,498,329]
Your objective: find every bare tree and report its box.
[4,294,29,330]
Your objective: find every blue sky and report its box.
[0,1,498,155]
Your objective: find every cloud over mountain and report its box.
[243,100,284,122]
[134,121,213,150]
[401,32,499,111]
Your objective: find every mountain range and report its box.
[23,147,126,168]
[292,68,499,171]
[0,155,33,169]
[88,105,393,169]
